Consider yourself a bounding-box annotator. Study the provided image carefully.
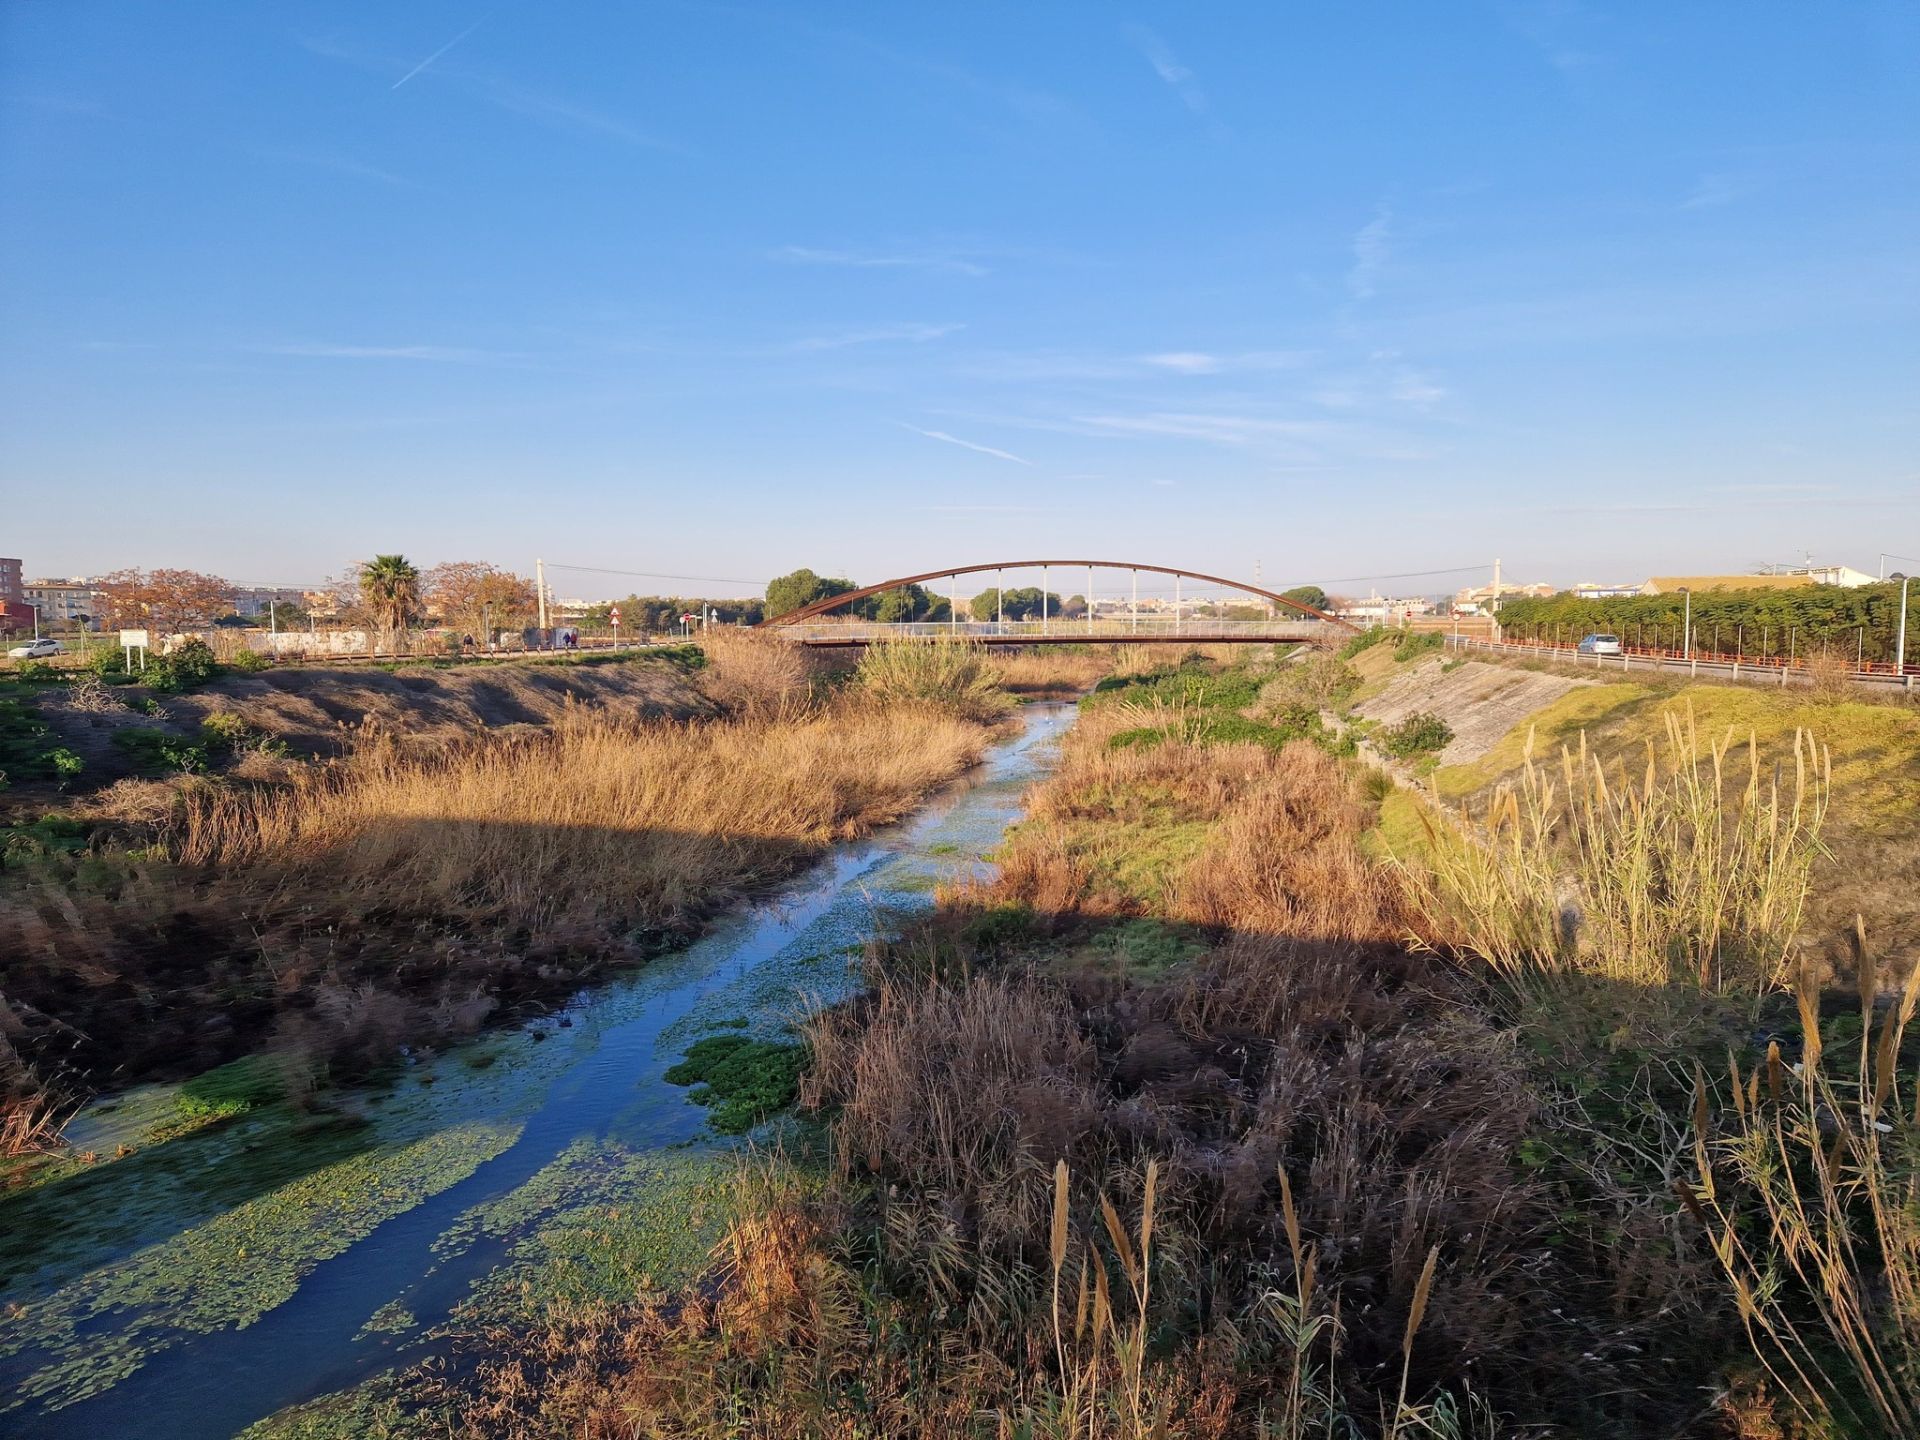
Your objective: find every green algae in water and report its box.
[353,1300,417,1340]
[175,1054,292,1122]
[663,1036,806,1135]
[0,1118,523,1414]
[450,1141,732,1324]
[237,1370,414,1440]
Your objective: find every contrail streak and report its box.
[392,16,486,89]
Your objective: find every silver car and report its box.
[7,637,63,659]
[1576,633,1621,656]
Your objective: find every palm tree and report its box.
[358,554,421,655]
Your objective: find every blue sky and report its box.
[3,2,1916,601]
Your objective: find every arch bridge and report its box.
[759,560,1354,646]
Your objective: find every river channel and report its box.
[0,700,1075,1438]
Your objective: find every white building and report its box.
[24,577,100,629]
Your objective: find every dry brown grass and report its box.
[696,628,819,718]
[0,694,995,1091]
[174,701,985,935]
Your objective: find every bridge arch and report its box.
[760,560,1352,628]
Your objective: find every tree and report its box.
[425,562,538,637]
[766,568,855,619]
[95,568,236,634]
[1282,585,1329,613]
[262,600,308,628]
[968,586,1061,621]
[357,554,422,653]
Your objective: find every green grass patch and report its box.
[174,1054,291,1124]
[663,1035,806,1135]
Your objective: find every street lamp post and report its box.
[1679,587,1692,660]
[1894,573,1911,675]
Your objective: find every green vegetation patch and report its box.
[1109,708,1328,755]
[446,1141,733,1324]
[1379,710,1454,758]
[1,812,89,865]
[663,1035,807,1135]
[0,696,84,785]
[0,1117,524,1414]
[174,1054,291,1124]
[1080,918,1209,980]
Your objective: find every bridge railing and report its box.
[777,618,1342,643]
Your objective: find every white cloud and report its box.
[790,323,965,351]
[774,246,989,278]
[1138,350,1310,375]
[1140,351,1221,374]
[1124,23,1209,116]
[900,423,1033,465]
[1349,206,1392,300]
[255,343,516,364]
[1073,411,1333,446]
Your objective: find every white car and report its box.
[7,638,63,659]
[1576,633,1622,656]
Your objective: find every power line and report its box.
[1296,563,1490,586]
[545,562,767,587]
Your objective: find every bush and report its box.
[12,659,58,682]
[112,727,211,774]
[1380,710,1453,757]
[226,647,271,674]
[854,640,1008,721]
[1392,631,1444,662]
[1338,626,1389,659]
[146,638,221,693]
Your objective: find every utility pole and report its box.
[536,558,549,630]
[1895,573,1911,675]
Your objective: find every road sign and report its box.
[610,605,621,629]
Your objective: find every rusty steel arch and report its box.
[760,560,1353,628]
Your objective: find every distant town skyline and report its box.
[4,5,1916,585]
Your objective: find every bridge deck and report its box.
[783,620,1337,647]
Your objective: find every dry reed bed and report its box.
[177,702,987,932]
[457,707,1692,1436]
[0,693,993,1093]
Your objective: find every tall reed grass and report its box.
[1682,929,1920,1437]
[853,640,1010,721]
[1393,706,1831,991]
[173,702,989,934]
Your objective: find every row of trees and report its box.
[1495,581,1918,663]
[578,595,766,631]
[765,569,1338,625]
[83,560,540,639]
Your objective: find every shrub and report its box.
[12,659,58,682]
[854,640,1009,721]
[1392,631,1444,663]
[1338,626,1389,659]
[1380,711,1453,757]
[111,727,210,774]
[226,647,271,674]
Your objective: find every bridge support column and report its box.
[950,575,957,634]
[1089,564,1095,634]
[1042,566,1048,634]
[1131,569,1138,634]
[1175,574,1182,635]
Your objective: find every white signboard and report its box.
[119,628,150,648]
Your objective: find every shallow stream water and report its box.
[0,701,1075,1438]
